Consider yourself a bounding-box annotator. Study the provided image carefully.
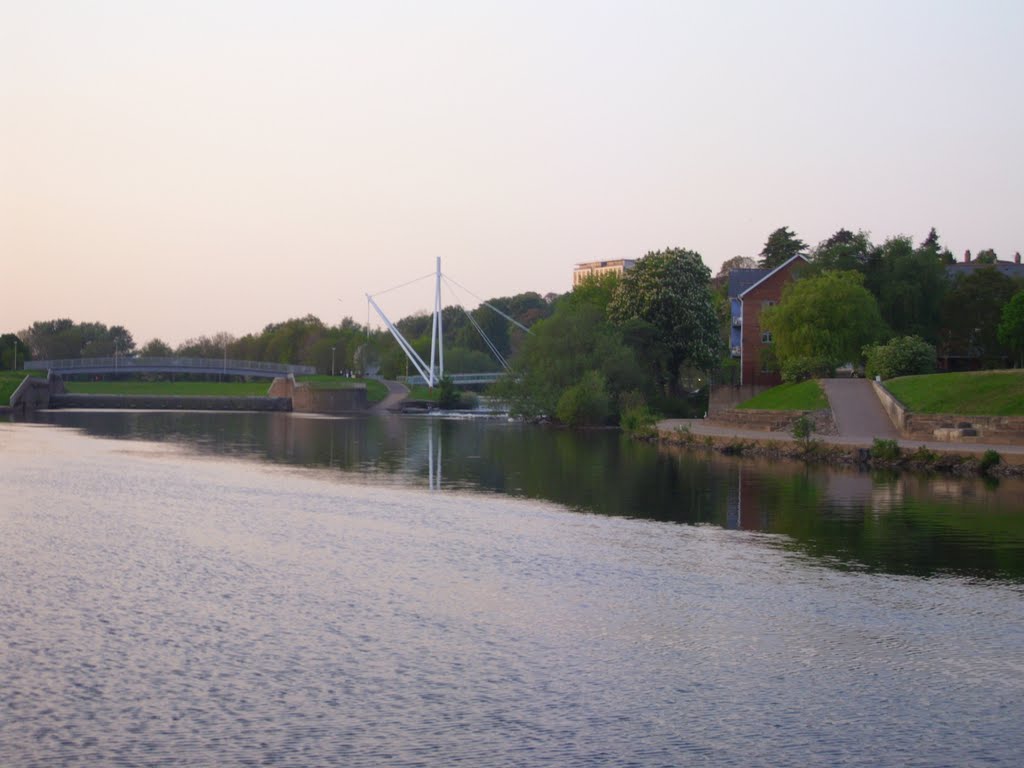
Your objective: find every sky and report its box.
[2,1,1022,347]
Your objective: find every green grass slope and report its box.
[1,371,34,404]
[737,379,828,411]
[885,370,1024,416]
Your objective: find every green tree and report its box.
[139,338,174,357]
[940,268,1020,365]
[0,333,29,369]
[761,271,887,371]
[758,226,807,269]
[975,248,998,265]
[556,371,611,427]
[997,291,1024,367]
[810,229,874,273]
[714,255,757,279]
[864,336,936,380]
[873,236,947,342]
[499,298,643,419]
[607,248,721,394]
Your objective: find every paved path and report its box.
[372,379,410,412]
[822,378,900,439]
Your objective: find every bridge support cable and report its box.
[441,277,513,373]
[442,275,534,336]
[366,294,435,386]
[460,305,511,372]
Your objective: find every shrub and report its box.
[979,449,1001,474]
[781,356,833,383]
[864,336,936,380]
[870,438,901,461]
[437,377,461,409]
[791,414,814,443]
[556,371,610,427]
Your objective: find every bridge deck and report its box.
[26,357,316,379]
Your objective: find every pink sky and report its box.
[3,1,1022,346]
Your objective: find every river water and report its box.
[2,411,1022,767]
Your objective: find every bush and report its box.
[437,377,461,409]
[979,449,1001,474]
[864,336,936,380]
[556,371,610,427]
[618,390,658,434]
[781,356,833,383]
[791,415,814,443]
[870,438,901,461]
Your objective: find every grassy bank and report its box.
[737,380,828,411]
[63,376,389,403]
[886,370,1024,416]
[0,371,33,404]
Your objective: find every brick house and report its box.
[728,255,808,387]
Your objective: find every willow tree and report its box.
[761,270,887,373]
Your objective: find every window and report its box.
[762,331,773,343]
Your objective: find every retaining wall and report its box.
[872,380,1024,444]
[269,376,368,413]
[48,394,292,412]
[710,407,834,434]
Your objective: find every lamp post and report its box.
[331,346,336,377]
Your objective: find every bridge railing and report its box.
[401,372,506,387]
[26,357,317,376]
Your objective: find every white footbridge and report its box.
[367,258,529,388]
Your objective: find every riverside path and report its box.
[822,378,900,439]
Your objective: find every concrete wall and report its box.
[709,384,769,415]
[269,376,368,413]
[873,380,1024,443]
[291,385,367,413]
[709,408,818,433]
[49,394,291,411]
[9,376,52,412]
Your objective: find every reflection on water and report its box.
[27,409,1024,581]
[2,419,1023,767]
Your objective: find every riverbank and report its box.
[655,418,1024,476]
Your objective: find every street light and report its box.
[331,346,336,377]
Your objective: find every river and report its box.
[1,411,1022,766]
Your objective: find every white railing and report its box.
[25,357,316,376]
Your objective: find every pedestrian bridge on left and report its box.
[25,357,316,379]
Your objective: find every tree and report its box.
[919,227,954,264]
[499,298,643,419]
[997,291,1024,367]
[864,336,936,380]
[758,226,807,269]
[556,371,610,427]
[139,338,174,357]
[0,333,29,369]
[607,248,721,394]
[975,248,998,264]
[761,271,887,371]
[715,255,757,279]
[873,236,947,343]
[810,229,874,273]
[940,268,1019,365]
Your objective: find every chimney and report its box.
[1016,252,1021,265]
[963,249,972,263]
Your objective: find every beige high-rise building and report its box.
[572,259,636,287]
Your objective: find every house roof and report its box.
[737,254,809,299]
[727,268,765,299]
[946,261,1024,280]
